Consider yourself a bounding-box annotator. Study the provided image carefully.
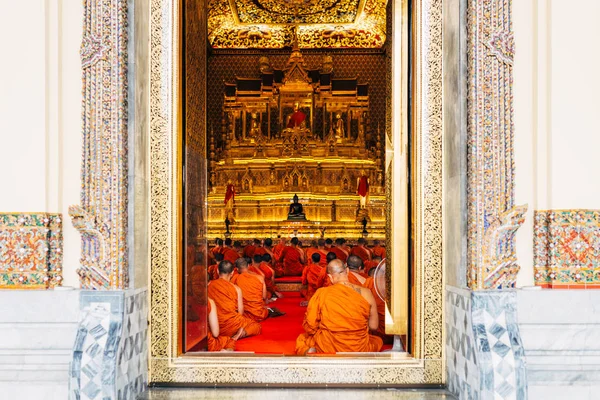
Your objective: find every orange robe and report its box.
[364,277,390,342]
[254,247,267,257]
[316,268,332,288]
[351,246,372,263]
[258,261,277,297]
[207,279,261,337]
[207,263,219,281]
[221,247,240,264]
[372,245,386,259]
[301,263,323,301]
[295,284,383,354]
[330,247,348,262]
[207,300,236,351]
[233,273,268,322]
[280,246,304,276]
[306,248,328,267]
[364,260,379,276]
[348,271,367,286]
[243,245,256,258]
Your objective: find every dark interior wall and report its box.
[206,51,389,144]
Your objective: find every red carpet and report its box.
[235,291,306,354]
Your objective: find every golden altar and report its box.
[207,40,385,240]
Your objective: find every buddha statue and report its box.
[287,194,307,221]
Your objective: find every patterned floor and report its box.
[139,388,456,399]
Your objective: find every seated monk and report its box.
[242,240,257,259]
[330,238,349,262]
[272,237,287,277]
[301,253,324,305]
[371,239,386,259]
[207,297,237,351]
[279,237,305,276]
[234,258,285,321]
[306,239,328,268]
[209,238,223,263]
[365,267,393,344]
[316,252,337,288]
[221,238,240,264]
[207,260,262,339]
[253,239,267,257]
[208,253,224,281]
[253,254,281,299]
[295,259,383,355]
[346,255,368,285]
[364,255,382,276]
[351,238,372,264]
[232,258,268,321]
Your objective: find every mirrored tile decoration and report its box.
[0,213,63,289]
[69,0,130,290]
[534,210,600,288]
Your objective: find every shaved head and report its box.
[346,255,363,270]
[235,257,248,271]
[327,259,346,275]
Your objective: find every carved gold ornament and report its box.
[208,0,387,49]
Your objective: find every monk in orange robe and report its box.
[221,238,240,264]
[207,253,224,281]
[306,239,328,268]
[279,237,305,276]
[296,259,382,355]
[301,253,324,303]
[330,238,349,262]
[207,298,237,351]
[272,237,287,277]
[207,260,262,339]
[231,258,269,321]
[364,256,382,276]
[351,238,372,264]
[371,240,386,259]
[316,252,338,288]
[253,254,281,299]
[209,238,224,263]
[365,268,392,343]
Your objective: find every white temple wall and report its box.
[0,0,84,288]
[514,0,600,287]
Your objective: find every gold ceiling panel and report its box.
[208,0,387,49]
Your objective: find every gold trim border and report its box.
[149,0,444,384]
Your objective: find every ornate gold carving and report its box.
[208,0,387,49]
[150,0,444,385]
[473,205,528,290]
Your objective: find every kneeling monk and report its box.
[207,297,237,351]
[296,259,383,355]
[208,260,262,339]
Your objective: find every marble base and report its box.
[446,286,528,399]
[69,288,148,400]
[518,290,600,400]
[0,290,80,400]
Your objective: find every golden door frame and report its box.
[149,0,444,385]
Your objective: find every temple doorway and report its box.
[181,0,410,357]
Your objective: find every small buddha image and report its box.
[287,194,307,221]
[249,113,261,137]
[335,112,345,138]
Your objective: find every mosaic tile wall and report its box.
[446,287,528,400]
[0,213,63,289]
[534,210,600,288]
[466,0,516,288]
[69,288,148,400]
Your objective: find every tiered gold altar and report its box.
[207,41,385,240]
